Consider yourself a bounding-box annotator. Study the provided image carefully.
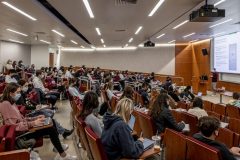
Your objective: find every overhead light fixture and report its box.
[8,39,24,44]
[52,29,65,37]
[6,28,28,36]
[91,45,96,49]
[40,40,51,44]
[128,38,133,43]
[81,46,85,48]
[125,44,129,47]
[101,38,104,44]
[156,33,165,39]
[71,40,78,45]
[189,39,199,43]
[214,0,226,7]
[57,45,63,48]
[96,47,137,51]
[2,1,37,21]
[61,48,94,52]
[95,28,101,36]
[173,20,189,29]
[83,0,94,18]
[210,32,225,37]
[103,44,106,48]
[148,0,165,17]
[209,19,232,28]
[168,40,176,44]
[183,32,196,38]
[135,26,143,35]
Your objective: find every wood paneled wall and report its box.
[175,45,193,86]
[175,40,211,88]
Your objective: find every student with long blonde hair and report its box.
[101,98,144,160]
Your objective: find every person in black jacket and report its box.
[193,116,240,160]
[101,98,144,160]
[151,93,185,133]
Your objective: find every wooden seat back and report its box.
[164,128,187,160]
[186,137,222,160]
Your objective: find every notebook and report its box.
[128,115,136,130]
[143,138,155,151]
[182,124,190,132]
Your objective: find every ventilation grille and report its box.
[115,0,138,6]
[115,29,126,32]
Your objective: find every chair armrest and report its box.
[0,149,30,160]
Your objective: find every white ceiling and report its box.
[0,0,239,48]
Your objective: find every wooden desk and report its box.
[139,147,160,159]
[219,91,233,104]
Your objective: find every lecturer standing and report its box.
[211,68,219,95]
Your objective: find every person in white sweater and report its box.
[188,97,208,119]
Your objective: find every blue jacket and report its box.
[101,113,144,160]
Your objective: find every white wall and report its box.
[60,46,176,75]
[0,41,31,72]
[31,45,49,69]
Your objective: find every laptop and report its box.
[128,115,136,131]
[143,138,155,151]
[197,92,202,97]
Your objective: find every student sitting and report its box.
[193,116,240,160]
[0,83,77,160]
[5,59,14,70]
[188,97,208,119]
[65,67,74,79]
[120,85,134,100]
[68,79,84,100]
[139,82,150,106]
[5,69,18,83]
[228,92,240,107]
[16,80,73,139]
[105,81,118,101]
[101,98,144,160]
[33,70,59,108]
[168,86,180,102]
[180,86,195,101]
[80,91,103,137]
[151,93,185,133]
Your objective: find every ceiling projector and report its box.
[189,1,225,22]
[144,41,155,47]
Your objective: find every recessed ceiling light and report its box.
[83,0,94,18]
[52,30,65,37]
[173,20,189,29]
[125,44,129,47]
[96,47,137,51]
[209,19,232,28]
[128,38,133,43]
[81,46,85,48]
[101,38,104,44]
[6,28,28,37]
[183,32,196,38]
[40,40,51,44]
[168,40,176,44]
[148,0,165,17]
[95,28,101,36]
[189,39,199,43]
[156,33,165,39]
[214,0,226,7]
[8,39,24,44]
[103,44,106,48]
[135,26,143,35]
[71,40,78,45]
[2,1,37,21]
[91,45,96,49]
[210,32,225,37]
